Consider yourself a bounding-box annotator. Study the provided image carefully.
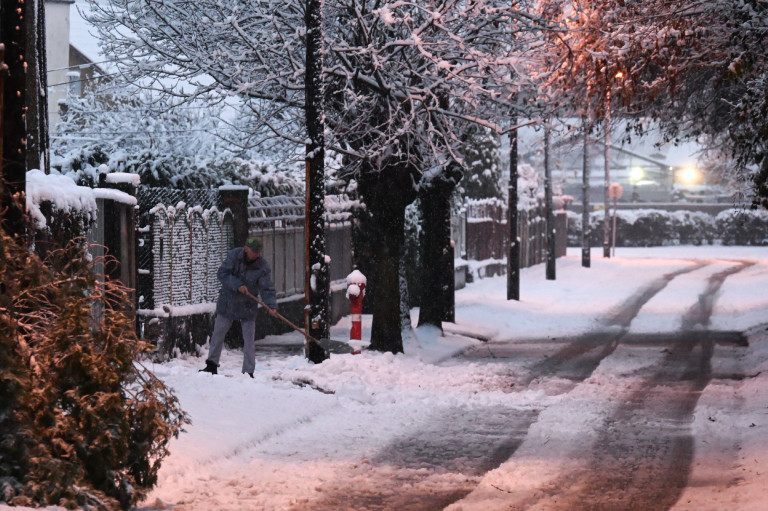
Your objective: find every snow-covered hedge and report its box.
[717,208,768,245]
[25,170,137,255]
[567,208,768,247]
[25,169,97,231]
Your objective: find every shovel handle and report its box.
[244,290,323,347]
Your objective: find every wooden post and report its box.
[217,186,249,248]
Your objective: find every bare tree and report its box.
[85,0,559,352]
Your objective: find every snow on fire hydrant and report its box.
[346,270,367,347]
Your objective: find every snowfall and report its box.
[4,244,768,511]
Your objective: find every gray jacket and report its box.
[216,247,277,320]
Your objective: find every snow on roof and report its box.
[69,0,115,73]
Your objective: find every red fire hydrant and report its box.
[346,270,367,345]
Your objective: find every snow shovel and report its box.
[244,290,358,363]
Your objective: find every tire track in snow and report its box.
[294,261,717,510]
[680,260,755,331]
[292,406,540,511]
[519,260,710,388]
[504,260,754,510]
[518,332,714,511]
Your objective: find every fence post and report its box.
[218,186,249,248]
[100,175,137,300]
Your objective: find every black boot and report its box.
[199,360,218,375]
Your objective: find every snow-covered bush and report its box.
[717,208,768,245]
[568,207,768,247]
[25,170,98,258]
[402,201,423,308]
[0,232,188,510]
[670,210,716,245]
[460,126,503,200]
[53,89,304,196]
[622,210,673,247]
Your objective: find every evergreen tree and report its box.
[0,230,189,510]
[460,125,503,200]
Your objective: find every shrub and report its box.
[566,210,583,247]
[670,210,716,245]
[717,208,768,245]
[620,210,672,247]
[568,208,768,247]
[0,231,189,510]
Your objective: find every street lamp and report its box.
[677,166,701,185]
[603,70,623,258]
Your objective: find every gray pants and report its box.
[206,315,257,374]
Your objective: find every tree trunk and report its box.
[24,0,49,173]
[0,45,7,183]
[304,0,329,363]
[399,251,411,331]
[1,0,29,238]
[358,165,417,354]
[417,162,461,329]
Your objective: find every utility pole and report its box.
[544,124,555,280]
[602,71,623,259]
[582,116,591,267]
[507,120,520,300]
[603,83,612,258]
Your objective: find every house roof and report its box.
[69,0,115,74]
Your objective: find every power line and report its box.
[47,72,121,88]
[47,56,130,73]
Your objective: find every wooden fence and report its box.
[246,195,358,299]
[459,198,567,269]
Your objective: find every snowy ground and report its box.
[5,245,768,511]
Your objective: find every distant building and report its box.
[45,0,107,128]
[507,121,733,206]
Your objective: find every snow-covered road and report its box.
[6,247,767,511]
[140,248,768,511]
